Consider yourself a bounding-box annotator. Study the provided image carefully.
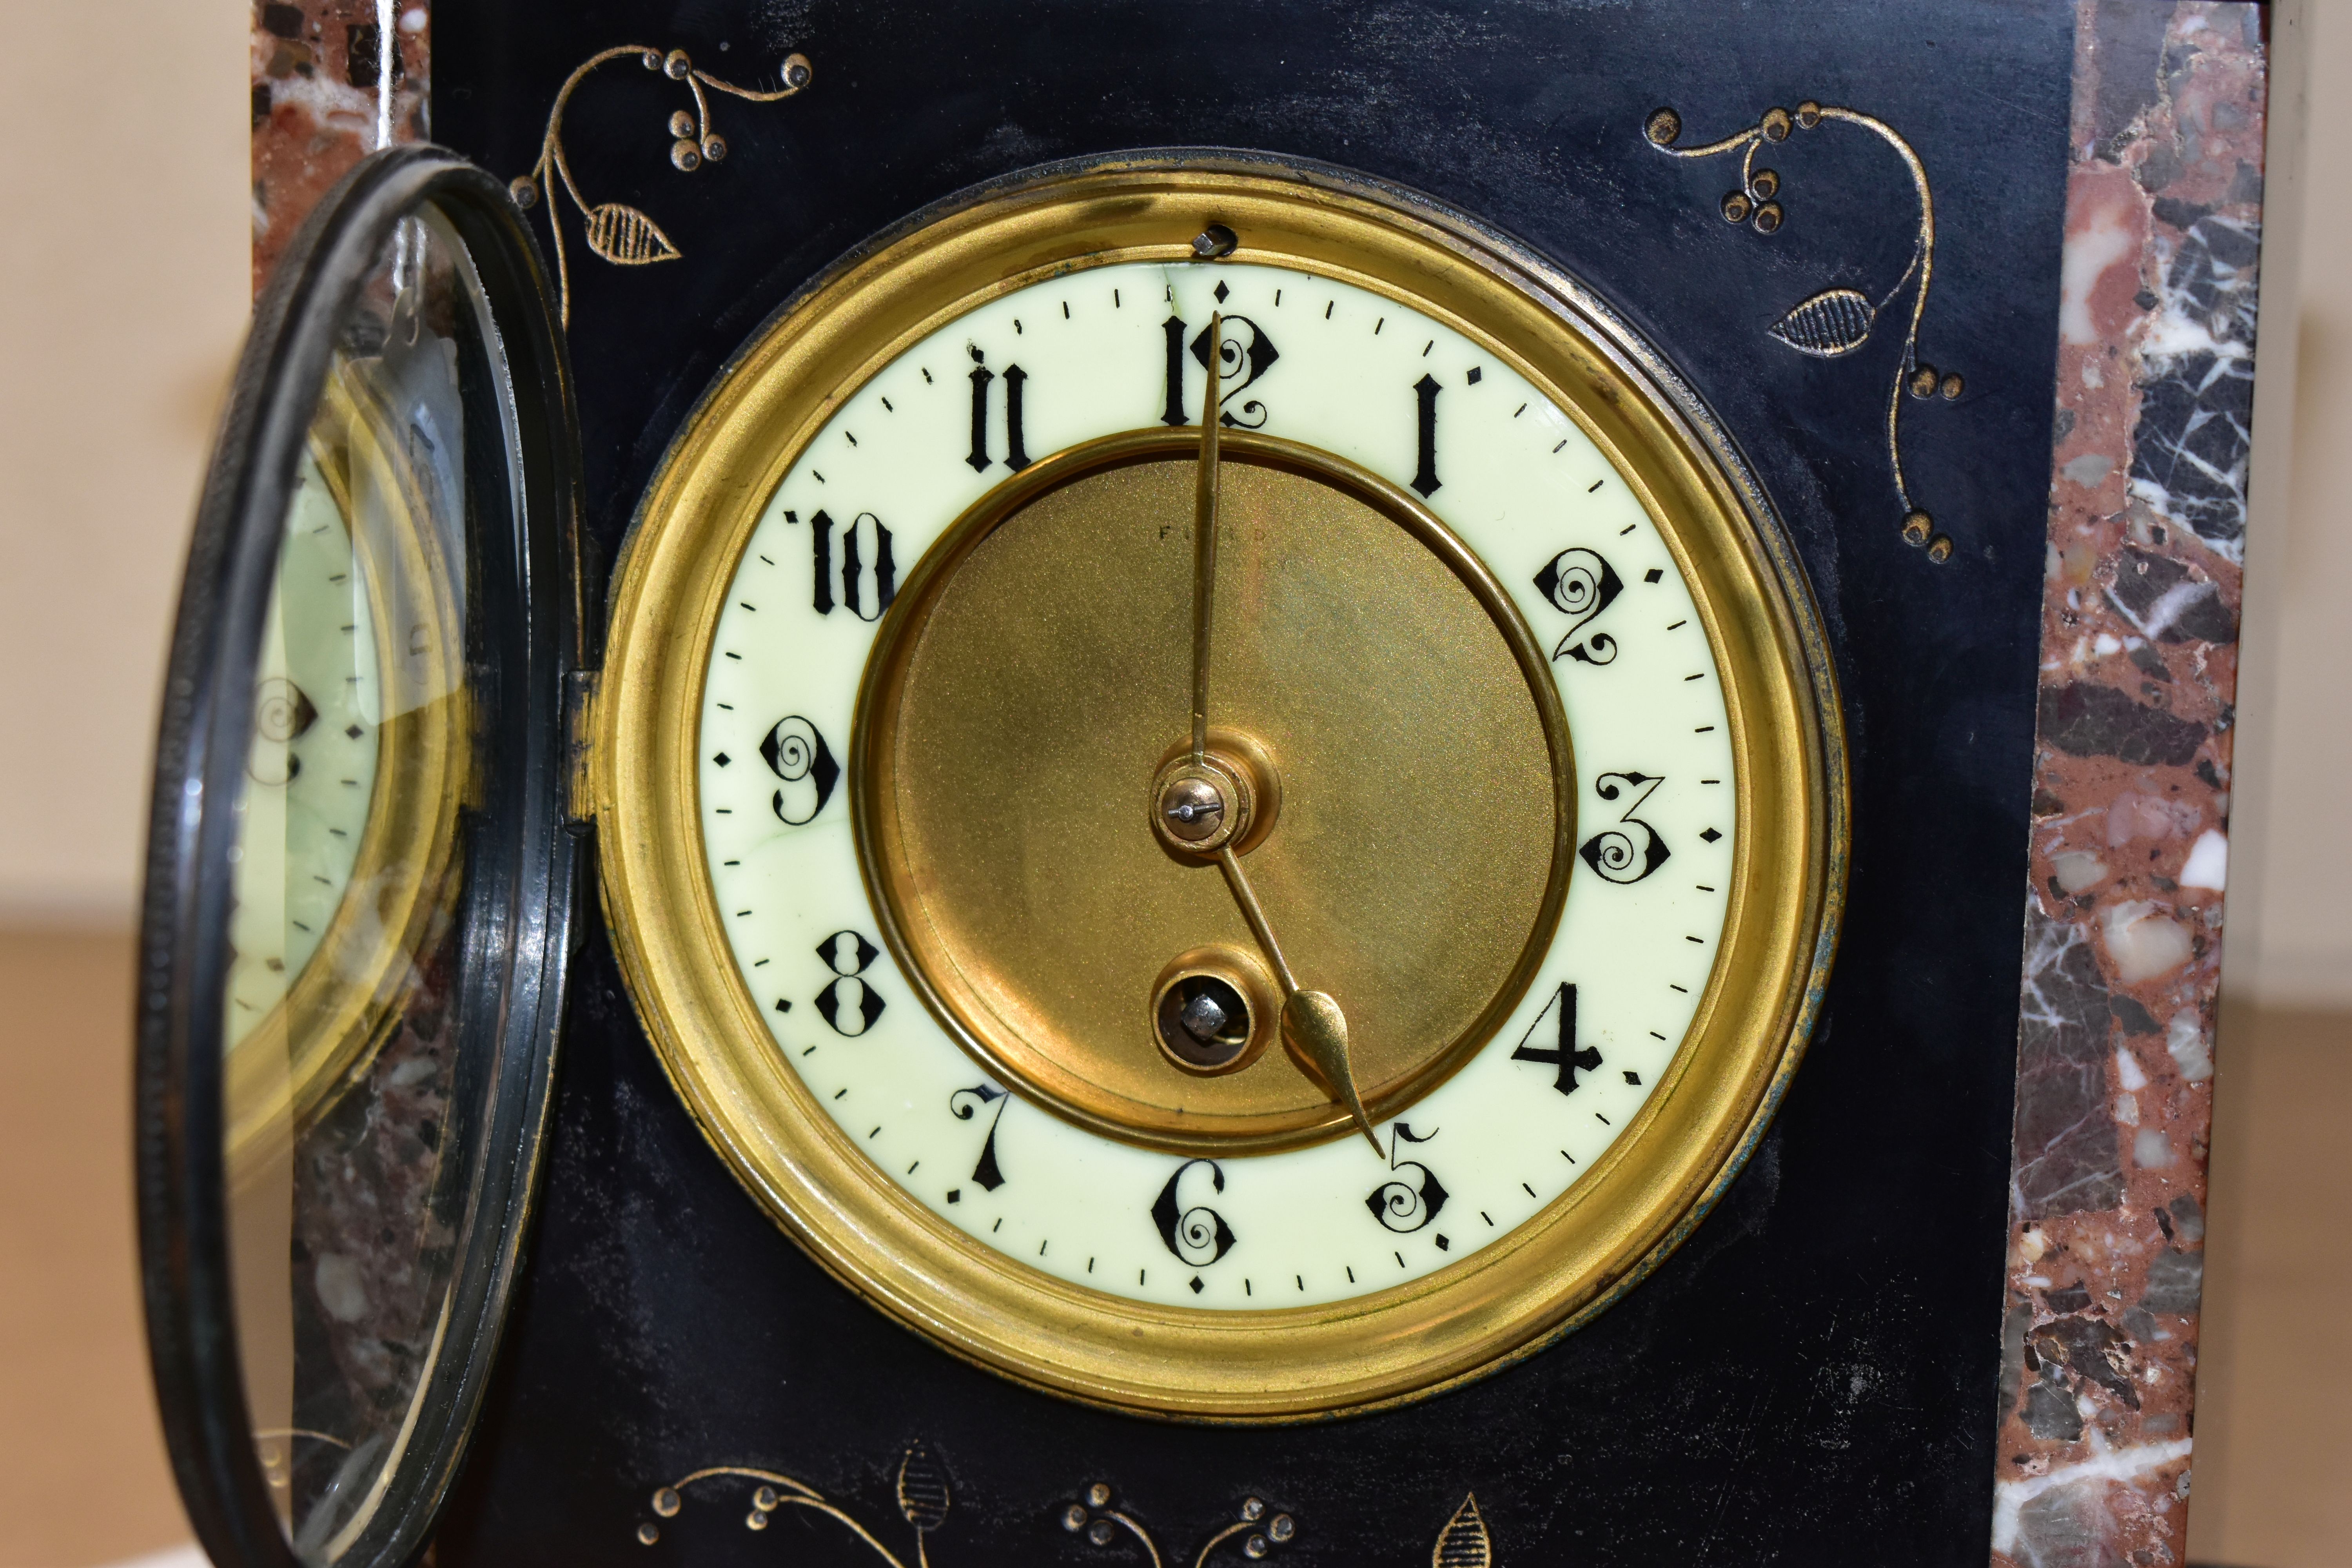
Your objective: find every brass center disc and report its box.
[855,430,1573,1154]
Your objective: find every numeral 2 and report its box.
[1534,548,1624,664]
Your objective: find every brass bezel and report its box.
[594,156,1847,1420]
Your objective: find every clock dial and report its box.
[598,162,1839,1417]
[695,261,1736,1308]
[215,352,472,1169]
[223,448,385,1052]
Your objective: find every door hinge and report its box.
[562,668,601,828]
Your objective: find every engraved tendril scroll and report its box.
[508,45,812,328]
[632,1443,947,1563]
[1645,100,1965,564]
[630,1443,1495,1567]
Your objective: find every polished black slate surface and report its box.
[432,2,2074,1560]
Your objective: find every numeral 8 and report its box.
[815,930,887,1036]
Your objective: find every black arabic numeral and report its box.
[965,346,994,472]
[1001,364,1030,470]
[949,1083,1009,1192]
[1411,373,1441,497]
[1534,547,1625,664]
[1580,771,1672,884]
[808,506,833,614]
[1189,315,1279,428]
[1511,982,1602,1095]
[964,345,1032,474]
[1151,1159,1236,1266]
[760,715,839,824]
[804,509,896,621]
[1160,315,1189,426]
[1366,1123,1449,1234]
[814,929,886,1036]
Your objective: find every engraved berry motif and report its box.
[1065,1484,1302,1567]
[508,44,815,326]
[1646,97,1964,560]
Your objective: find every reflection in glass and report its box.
[221,209,488,1563]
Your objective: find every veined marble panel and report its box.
[1991,5,2268,1565]
[250,0,431,294]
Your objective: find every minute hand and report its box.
[1189,311,1222,764]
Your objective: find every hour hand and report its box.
[1214,846,1383,1154]
[1279,989,1380,1156]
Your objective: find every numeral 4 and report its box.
[1511,982,1600,1094]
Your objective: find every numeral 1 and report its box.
[1411,373,1441,497]
[1161,315,1189,426]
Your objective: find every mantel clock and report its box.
[140,3,2276,1564]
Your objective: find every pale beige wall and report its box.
[0,0,249,924]
[0,2,2340,1004]
[2231,0,2351,1008]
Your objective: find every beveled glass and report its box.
[138,145,578,1568]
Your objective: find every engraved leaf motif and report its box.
[583,202,682,265]
[896,1443,951,1533]
[1768,287,1877,357]
[1432,1493,1491,1568]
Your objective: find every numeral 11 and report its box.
[967,347,1030,474]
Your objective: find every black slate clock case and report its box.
[436,3,2071,1560]
[164,1,2080,1562]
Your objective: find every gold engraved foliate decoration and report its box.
[592,160,1845,1419]
[630,1441,1488,1567]
[507,44,813,327]
[1645,100,1966,563]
